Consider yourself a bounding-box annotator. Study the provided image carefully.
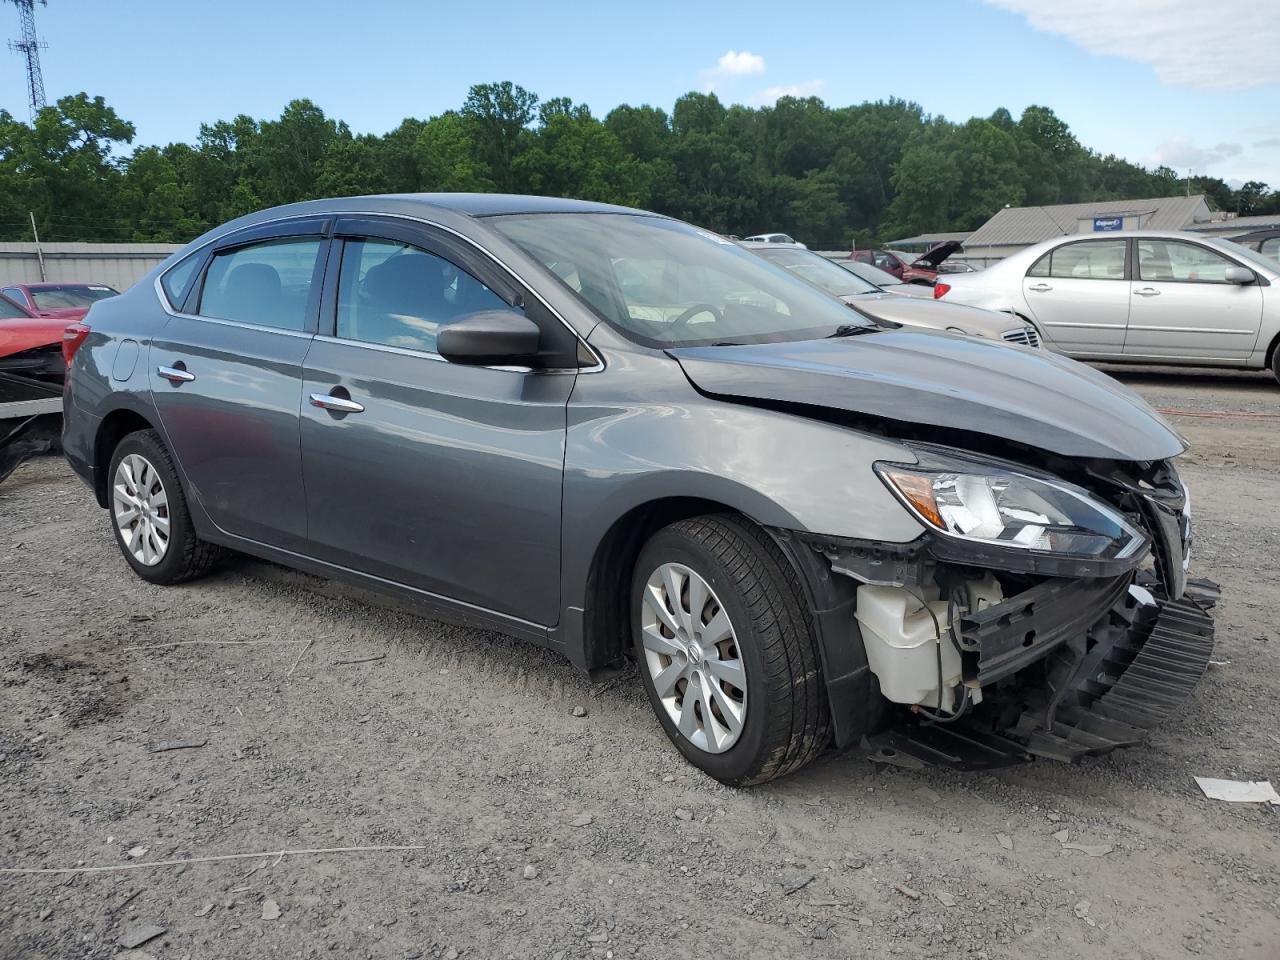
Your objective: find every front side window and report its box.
[491,213,872,347]
[199,238,321,330]
[1037,240,1127,280]
[1137,240,1235,283]
[335,239,515,353]
[0,294,28,319]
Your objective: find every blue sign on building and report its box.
[1093,216,1124,232]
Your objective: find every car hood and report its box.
[669,329,1186,461]
[841,294,1018,338]
[912,240,962,267]
[0,317,68,358]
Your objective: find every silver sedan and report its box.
[937,230,1280,383]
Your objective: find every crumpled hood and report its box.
[669,329,1187,461]
[912,239,962,267]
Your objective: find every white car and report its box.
[743,232,806,248]
[936,230,1280,383]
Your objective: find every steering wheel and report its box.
[671,303,722,327]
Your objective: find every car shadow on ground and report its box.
[1095,363,1275,390]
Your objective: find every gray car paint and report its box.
[62,193,1183,678]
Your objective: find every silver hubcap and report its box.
[112,454,170,566]
[640,562,747,754]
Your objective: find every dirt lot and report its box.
[2,367,1278,960]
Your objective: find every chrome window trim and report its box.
[152,308,315,340]
[153,209,605,373]
[310,333,559,375]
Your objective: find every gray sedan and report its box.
[61,194,1213,784]
[750,243,1040,346]
[937,229,1280,383]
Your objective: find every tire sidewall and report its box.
[631,529,773,784]
[107,430,196,584]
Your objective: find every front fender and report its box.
[560,345,926,615]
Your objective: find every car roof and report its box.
[12,281,112,289]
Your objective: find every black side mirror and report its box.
[437,310,542,367]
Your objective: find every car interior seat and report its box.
[218,263,284,327]
[357,253,447,351]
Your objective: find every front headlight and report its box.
[876,456,1146,561]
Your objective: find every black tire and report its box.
[1272,344,1280,387]
[631,514,830,785]
[106,429,221,585]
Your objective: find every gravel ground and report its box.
[1,368,1278,960]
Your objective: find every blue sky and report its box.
[3,0,1277,189]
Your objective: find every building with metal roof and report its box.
[884,231,972,251]
[960,195,1214,265]
[0,242,181,290]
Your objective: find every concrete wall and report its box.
[0,242,184,292]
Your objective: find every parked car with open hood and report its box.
[748,243,1040,346]
[850,241,962,284]
[62,194,1214,784]
[936,230,1280,384]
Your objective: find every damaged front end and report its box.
[796,445,1216,769]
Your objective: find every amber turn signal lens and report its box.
[884,470,944,528]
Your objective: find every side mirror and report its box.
[1224,266,1255,285]
[437,310,542,367]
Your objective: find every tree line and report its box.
[1,83,1276,249]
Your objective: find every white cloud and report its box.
[700,50,766,91]
[1146,136,1242,173]
[984,0,1280,91]
[750,79,826,106]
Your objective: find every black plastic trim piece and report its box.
[962,574,1132,685]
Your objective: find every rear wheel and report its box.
[108,429,221,584]
[632,515,830,785]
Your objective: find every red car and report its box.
[0,291,84,382]
[0,281,119,321]
[849,240,962,285]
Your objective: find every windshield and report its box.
[750,247,880,297]
[30,285,117,310]
[491,213,872,346]
[838,259,904,287]
[1209,238,1280,274]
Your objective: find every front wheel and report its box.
[632,515,830,785]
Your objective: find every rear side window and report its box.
[198,238,322,331]
[335,238,517,354]
[160,254,202,310]
[1137,240,1235,283]
[1028,240,1126,280]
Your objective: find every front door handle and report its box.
[1133,287,1161,297]
[157,364,195,383]
[309,392,365,414]
[1027,283,1053,292]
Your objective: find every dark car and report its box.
[850,241,963,284]
[62,194,1214,785]
[1,281,119,321]
[1230,228,1280,261]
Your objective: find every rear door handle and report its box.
[309,392,365,414]
[157,364,195,383]
[1133,287,1161,297]
[1027,283,1053,292]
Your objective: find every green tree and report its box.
[462,82,537,192]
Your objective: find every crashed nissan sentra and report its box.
[61,194,1216,785]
